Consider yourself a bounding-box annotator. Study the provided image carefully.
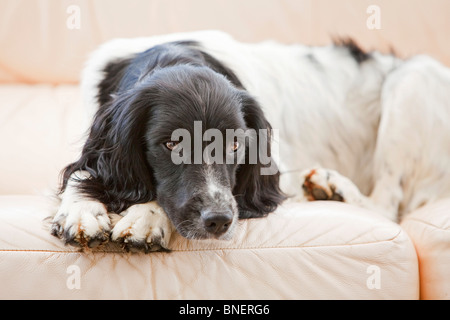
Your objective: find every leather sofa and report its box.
[0,0,449,299]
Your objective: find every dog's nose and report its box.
[201,210,233,236]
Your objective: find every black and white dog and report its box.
[51,31,450,252]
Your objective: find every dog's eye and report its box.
[164,141,179,151]
[231,141,240,152]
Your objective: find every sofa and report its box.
[0,0,449,300]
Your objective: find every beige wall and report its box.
[0,0,449,84]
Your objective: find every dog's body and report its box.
[52,31,450,252]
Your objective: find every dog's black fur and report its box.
[60,41,286,238]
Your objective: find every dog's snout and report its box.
[201,210,233,236]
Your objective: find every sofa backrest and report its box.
[1,0,449,85]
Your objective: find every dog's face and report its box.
[144,67,247,239]
[66,64,285,240]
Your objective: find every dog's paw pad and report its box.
[111,202,172,253]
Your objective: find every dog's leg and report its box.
[299,56,450,223]
[368,55,450,221]
[297,167,400,221]
[110,201,173,253]
[51,171,111,248]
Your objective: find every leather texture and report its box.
[0,85,83,195]
[0,195,419,299]
[402,200,450,300]
[0,0,449,84]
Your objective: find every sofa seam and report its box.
[0,229,405,253]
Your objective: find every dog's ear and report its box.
[233,91,287,218]
[60,87,156,213]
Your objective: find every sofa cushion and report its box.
[0,195,419,299]
[401,199,450,300]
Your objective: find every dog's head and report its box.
[65,65,285,240]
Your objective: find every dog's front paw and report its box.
[51,198,111,249]
[301,168,362,203]
[111,202,173,253]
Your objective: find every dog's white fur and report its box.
[55,30,450,249]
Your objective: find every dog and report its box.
[51,30,450,252]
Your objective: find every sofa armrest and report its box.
[401,199,450,300]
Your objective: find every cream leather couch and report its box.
[1,0,449,300]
